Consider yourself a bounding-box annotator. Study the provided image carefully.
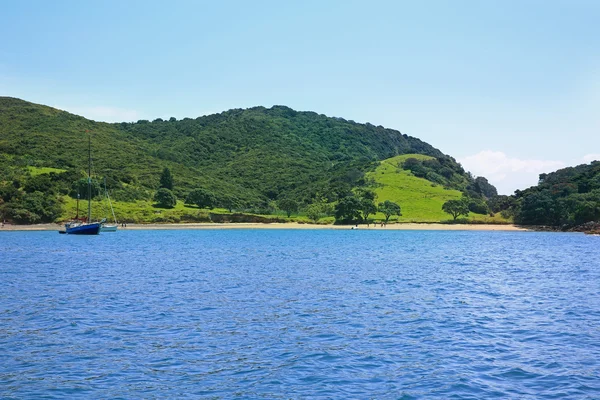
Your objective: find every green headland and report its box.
[1,97,597,229]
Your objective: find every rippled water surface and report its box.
[1,229,599,398]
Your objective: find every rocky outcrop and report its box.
[569,221,600,235]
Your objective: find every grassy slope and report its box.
[56,153,508,224]
[61,195,213,224]
[27,166,67,176]
[368,154,509,223]
[60,194,325,224]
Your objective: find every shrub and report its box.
[154,188,177,208]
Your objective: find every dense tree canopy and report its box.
[159,167,173,190]
[511,161,600,226]
[305,203,325,222]
[71,178,101,200]
[474,177,497,198]
[378,200,401,223]
[360,199,377,222]
[219,193,242,212]
[3,191,62,223]
[154,188,177,208]
[278,199,299,218]
[185,188,216,209]
[442,199,470,221]
[334,196,363,223]
[467,197,489,215]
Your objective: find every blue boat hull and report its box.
[65,222,102,235]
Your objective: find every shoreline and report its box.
[0,222,531,231]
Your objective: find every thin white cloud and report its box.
[582,154,600,163]
[459,150,566,195]
[55,105,141,122]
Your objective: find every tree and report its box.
[467,197,489,215]
[321,202,334,217]
[327,180,353,201]
[442,199,469,221]
[22,191,62,222]
[24,174,53,194]
[361,198,377,222]
[5,207,40,224]
[159,167,173,190]
[154,188,177,208]
[306,203,325,223]
[403,157,420,170]
[356,188,376,201]
[186,188,216,209]
[573,199,600,225]
[402,158,427,178]
[487,195,515,213]
[71,178,101,200]
[1,191,62,224]
[515,190,563,225]
[268,200,279,214]
[278,199,298,218]
[378,200,401,223]
[220,194,241,212]
[0,183,20,203]
[474,176,498,198]
[334,196,362,223]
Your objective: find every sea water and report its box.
[1,229,599,399]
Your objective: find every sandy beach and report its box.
[0,222,531,231]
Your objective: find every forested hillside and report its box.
[510,161,600,227]
[0,97,494,224]
[117,105,445,203]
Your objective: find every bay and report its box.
[1,229,599,399]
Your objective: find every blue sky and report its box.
[1,0,598,194]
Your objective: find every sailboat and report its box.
[101,177,118,232]
[61,135,102,235]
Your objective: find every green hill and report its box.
[368,154,462,222]
[0,97,499,224]
[509,161,600,227]
[368,154,507,223]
